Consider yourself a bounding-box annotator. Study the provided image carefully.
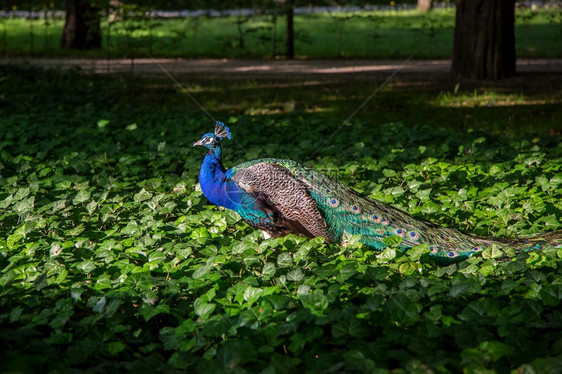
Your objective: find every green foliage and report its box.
[0,65,562,372]
[0,7,560,58]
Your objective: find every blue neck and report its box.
[198,148,240,210]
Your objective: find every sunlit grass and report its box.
[435,91,529,108]
[0,7,559,58]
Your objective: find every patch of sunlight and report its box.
[433,91,560,108]
[244,102,332,116]
[245,107,283,115]
[304,107,332,113]
[180,85,221,94]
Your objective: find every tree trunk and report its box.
[286,0,294,59]
[451,0,515,80]
[417,0,434,12]
[60,0,101,49]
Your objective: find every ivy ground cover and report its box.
[0,65,562,373]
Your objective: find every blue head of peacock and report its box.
[193,121,232,154]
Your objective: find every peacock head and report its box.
[193,121,232,150]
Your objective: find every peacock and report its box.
[194,122,561,264]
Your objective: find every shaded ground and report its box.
[2,57,561,94]
[2,57,560,134]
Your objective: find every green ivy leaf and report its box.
[286,268,304,282]
[73,190,91,205]
[106,341,127,355]
[379,248,397,262]
[193,298,216,319]
[277,253,293,268]
[261,263,276,279]
[12,196,35,214]
[134,188,152,203]
[140,303,170,322]
[192,258,214,279]
[243,286,263,306]
[300,293,329,316]
[482,244,503,259]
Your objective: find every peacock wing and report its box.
[230,158,487,264]
[229,161,332,240]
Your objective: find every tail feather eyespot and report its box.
[328,198,340,208]
[370,215,382,223]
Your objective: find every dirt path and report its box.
[2,57,561,76]
[3,57,561,94]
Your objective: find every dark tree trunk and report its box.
[451,0,515,80]
[417,0,434,12]
[286,0,294,59]
[60,0,101,49]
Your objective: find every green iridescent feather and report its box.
[230,158,562,264]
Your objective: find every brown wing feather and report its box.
[231,162,332,240]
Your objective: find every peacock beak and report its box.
[193,139,204,147]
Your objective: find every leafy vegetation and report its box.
[0,65,561,372]
[1,7,560,58]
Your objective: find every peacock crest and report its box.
[214,121,232,140]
